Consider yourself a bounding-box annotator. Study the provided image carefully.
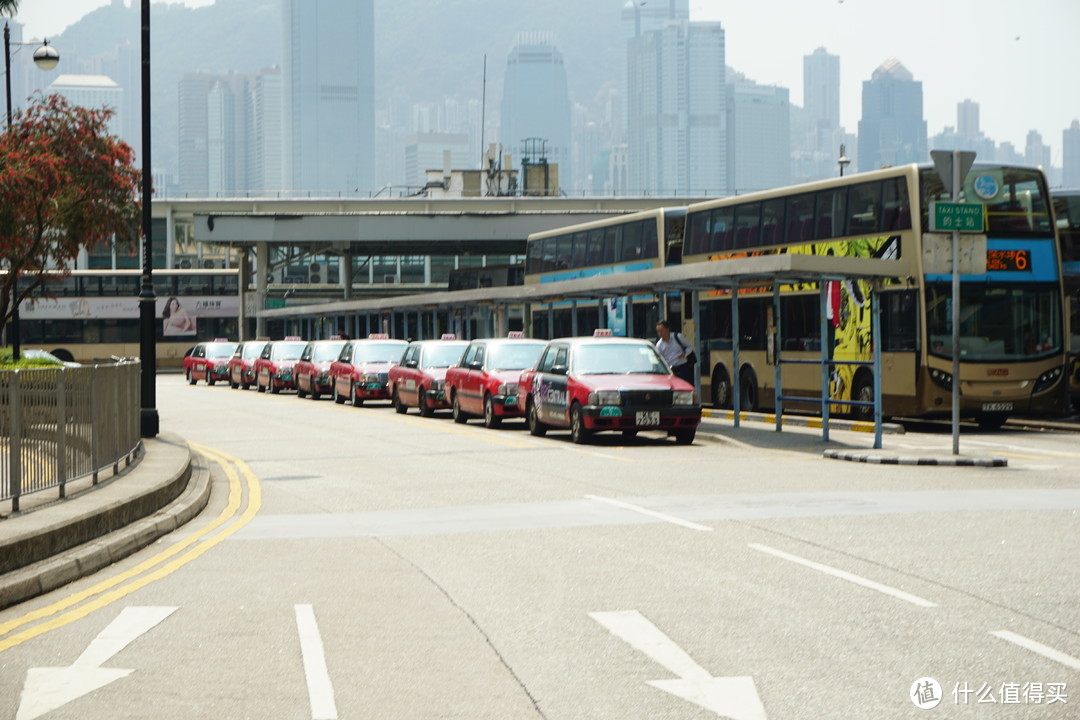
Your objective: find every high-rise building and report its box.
[627,21,727,195]
[619,0,689,143]
[283,0,375,194]
[803,47,839,136]
[47,75,123,139]
[1064,120,1080,188]
[957,99,979,139]
[857,58,927,172]
[728,72,790,194]
[500,33,572,191]
[1024,130,1051,170]
[404,133,471,187]
[247,69,283,195]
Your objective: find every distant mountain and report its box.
[55,0,626,179]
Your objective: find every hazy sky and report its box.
[11,0,1080,163]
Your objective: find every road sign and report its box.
[931,149,976,196]
[931,201,985,233]
[265,298,286,309]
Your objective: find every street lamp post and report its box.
[3,23,59,362]
[139,0,158,437]
[838,144,851,177]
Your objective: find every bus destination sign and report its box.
[986,249,1031,272]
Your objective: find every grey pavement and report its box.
[0,414,1005,611]
[0,432,206,609]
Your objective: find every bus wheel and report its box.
[711,368,731,409]
[852,372,875,421]
[738,369,758,413]
[976,412,1008,431]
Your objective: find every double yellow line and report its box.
[0,443,260,654]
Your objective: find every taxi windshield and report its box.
[572,343,670,375]
[314,342,347,362]
[242,343,267,359]
[270,342,307,361]
[421,343,466,368]
[353,343,405,364]
[487,343,546,371]
[205,342,237,359]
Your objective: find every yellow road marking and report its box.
[0,444,260,655]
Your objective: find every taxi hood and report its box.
[573,373,693,393]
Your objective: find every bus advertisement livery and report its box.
[683,163,1067,428]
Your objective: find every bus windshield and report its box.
[926,283,1061,361]
[921,167,1052,236]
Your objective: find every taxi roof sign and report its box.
[284,336,302,341]
[367,333,390,339]
[212,337,230,342]
[440,333,458,340]
[507,331,525,338]
[593,329,614,336]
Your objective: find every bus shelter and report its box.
[259,253,906,448]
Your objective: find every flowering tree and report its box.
[0,93,141,326]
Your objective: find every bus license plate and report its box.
[635,411,660,426]
[981,402,1013,412]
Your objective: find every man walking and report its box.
[655,320,695,385]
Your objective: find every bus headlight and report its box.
[588,391,621,405]
[673,391,697,405]
[929,368,952,391]
[1033,366,1063,394]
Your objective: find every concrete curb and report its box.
[0,434,209,610]
[701,408,906,435]
[823,449,1008,467]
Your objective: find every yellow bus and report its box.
[1052,187,1080,410]
[523,207,686,338]
[18,268,240,369]
[682,163,1068,428]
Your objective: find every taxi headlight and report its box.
[362,373,380,383]
[673,391,697,405]
[588,391,622,405]
[431,379,444,391]
[498,382,518,397]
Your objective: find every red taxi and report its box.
[387,336,469,416]
[295,338,348,400]
[328,335,408,406]
[516,333,701,444]
[228,339,269,390]
[253,337,308,394]
[445,334,547,428]
[183,340,238,386]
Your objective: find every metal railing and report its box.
[0,359,141,512]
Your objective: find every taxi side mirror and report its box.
[468,360,483,371]
[405,359,419,369]
[550,364,568,376]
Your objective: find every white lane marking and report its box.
[295,604,339,720]
[17,606,178,720]
[749,544,937,608]
[990,630,1080,672]
[563,446,633,462]
[585,495,713,532]
[590,610,767,720]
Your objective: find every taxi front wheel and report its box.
[419,389,435,418]
[186,370,196,386]
[393,387,408,414]
[333,383,345,404]
[452,394,467,424]
[351,383,364,407]
[570,403,591,444]
[483,395,501,429]
[674,428,696,445]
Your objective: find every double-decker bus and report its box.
[682,163,1067,428]
[1051,188,1080,409]
[17,268,240,369]
[523,207,686,338]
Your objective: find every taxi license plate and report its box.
[981,402,1013,412]
[635,411,660,426]
[505,395,518,405]
[366,382,382,390]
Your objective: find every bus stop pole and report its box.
[872,281,883,449]
[732,286,740,429]
[773,282,782,433]
[820,280,830,443]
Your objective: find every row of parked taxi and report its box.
[182,332,702,444]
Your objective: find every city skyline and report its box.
[16,0,1080,162]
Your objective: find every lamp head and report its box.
[32,41,59,71]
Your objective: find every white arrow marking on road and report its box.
[590,610,767,720]
[16,606,177,720]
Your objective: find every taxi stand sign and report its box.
[930,201,985,233]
